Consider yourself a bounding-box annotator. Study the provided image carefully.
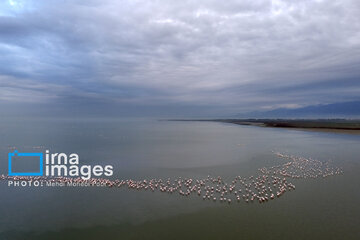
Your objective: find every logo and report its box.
[7,150,113,180]
[8,150,43,176]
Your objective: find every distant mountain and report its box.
[239,101,360,118]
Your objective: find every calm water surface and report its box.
[0,118,359,239]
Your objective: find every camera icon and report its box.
[8,150,43,176]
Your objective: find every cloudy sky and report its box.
[0,0,360,117]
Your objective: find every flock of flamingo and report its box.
[1,152,343,204]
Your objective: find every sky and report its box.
[0,0,360,118]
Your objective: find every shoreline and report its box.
[168,119,360,134]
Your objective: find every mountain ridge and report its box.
[239,101,360,118]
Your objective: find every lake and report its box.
[0,118,359,239]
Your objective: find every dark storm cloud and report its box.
[0,0,360,116]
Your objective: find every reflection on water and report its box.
[0,118,359,239]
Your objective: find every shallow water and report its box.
[0,118,359,239]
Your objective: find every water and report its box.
[0,118,359,239]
